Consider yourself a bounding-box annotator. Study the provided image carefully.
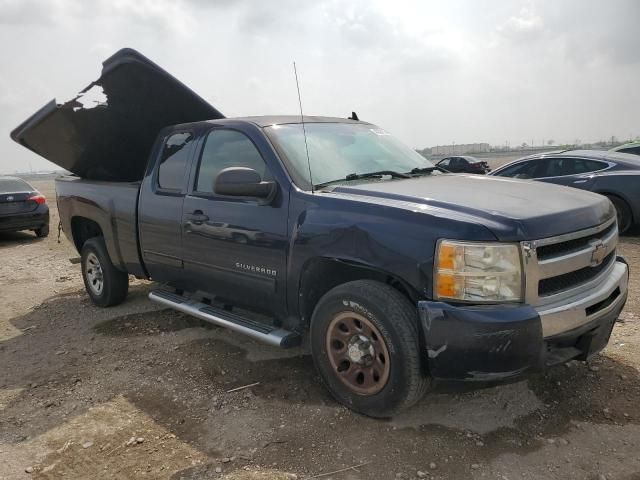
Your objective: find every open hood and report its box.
[10,48,224,181]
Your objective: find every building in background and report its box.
[430,143,491,155]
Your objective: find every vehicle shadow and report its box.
[1,290,639,477]
[0,230,43,248]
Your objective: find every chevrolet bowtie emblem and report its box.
[590,240,607,266]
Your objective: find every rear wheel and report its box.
[35,225,49,238]
[81,237,128,307]
[310,280,429,417]
[607,195,632,234]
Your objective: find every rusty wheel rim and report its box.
[325,311,391,395]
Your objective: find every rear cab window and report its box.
[157,132,194,192]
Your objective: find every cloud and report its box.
[0,0,639,173]
[497,7,543,43]
[0,0,58,25]
[0,0,195,35]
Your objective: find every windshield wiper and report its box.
[315,170,410,189]
[409,166,447,175]
[345,170,410,181]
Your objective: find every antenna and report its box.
[293,61,314,193]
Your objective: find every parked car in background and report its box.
[435,156,490,174]
[0,176,49,237]
[490,150,640,233]
[610,142,640,156]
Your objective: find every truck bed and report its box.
[55,176,145,278]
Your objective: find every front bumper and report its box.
[418,258,628,382]
[0,205,49,232]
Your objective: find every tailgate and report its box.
[10,48,224,182]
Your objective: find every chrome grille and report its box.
[522,217,618,307]
[538,251,615,296]
[536,222,616,260]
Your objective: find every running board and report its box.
[148,290,300,348]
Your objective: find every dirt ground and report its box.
[1,178,639,480]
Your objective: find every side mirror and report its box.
[214,167,276,200]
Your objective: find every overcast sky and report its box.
[1,0,639,173]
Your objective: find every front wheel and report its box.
[81,237,129,307]
[310,280,429,418]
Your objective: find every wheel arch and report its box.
[593,190,635,224]
[70,215,126,272]
[70,216,104,252]
[297,256,419,327]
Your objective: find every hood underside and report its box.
[10,48,224,181]
[330,174,615,240]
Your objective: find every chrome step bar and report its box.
[149,290,300,348]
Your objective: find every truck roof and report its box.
[211,115,366,127]
[164,115,366,131]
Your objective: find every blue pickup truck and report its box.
[11,49,629,417]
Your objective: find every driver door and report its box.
[180,128,288,314]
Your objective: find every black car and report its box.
[436,155,490,174]
[0,176,49,237]
[490,150,640,233]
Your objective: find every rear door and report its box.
[138,130,196,284]
[180,127,289,314]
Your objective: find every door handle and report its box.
[186,210,209,225]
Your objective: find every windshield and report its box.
[265,123,434,188]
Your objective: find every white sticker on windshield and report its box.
[369,128,390,136]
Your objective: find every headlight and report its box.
[434,240,523,302]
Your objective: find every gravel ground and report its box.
[0,179,639,480]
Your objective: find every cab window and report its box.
[158,132,194,190]
[195,129,267,194]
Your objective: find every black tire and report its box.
[80,237,128,307]
[35,224,49,238]
[310,280,429,418]
[607,195,633,234]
